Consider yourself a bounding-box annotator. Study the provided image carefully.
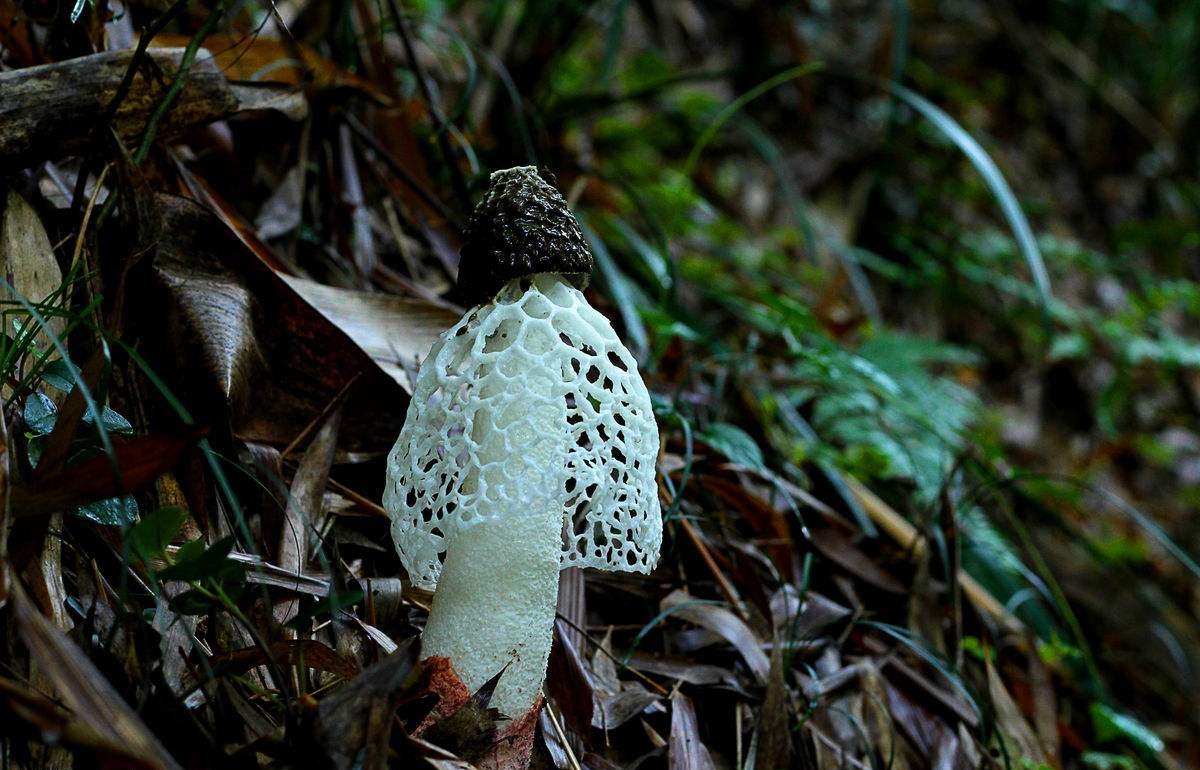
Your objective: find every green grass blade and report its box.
[883,81,1053,315]
[3,281,116,474]
[684,62,825,174]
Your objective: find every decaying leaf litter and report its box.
[0,2,1198,770]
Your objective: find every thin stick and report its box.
[385,0,471,211]
[677,514,750,623]
[344,112,461,229]
[845,476,1026,638]
[543,701,584,770]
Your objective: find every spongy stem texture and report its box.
[418,287,565,717]
[420,508,561,718]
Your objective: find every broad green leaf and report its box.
[158,536,242,583]
[699,422,765,470]
[40,358,78,393]
[74,495,138,527]
[128,507,189,564]
[23,391,56,435]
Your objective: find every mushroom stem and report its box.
[421,289,568,718]
[421,506,561,718]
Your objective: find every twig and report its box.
[132,1,227,165]
[69,0,189,220]
[344,112,462,230]
[543,701,584,770]
[385,0,471,212]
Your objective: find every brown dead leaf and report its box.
[255,164,304,240]
[0,189,64,370]
[770,585,852,639]
[10,580,184,770]
[755,636,792,770]
[281,274,460,393]
[311,638,420,770]
[593,685,661,730]
[9,430,199,519]
[150,32,392,103]
[146,194,410,452]
[590,628,621,694]
[1026,632,1060,763]
[0,675,163,770]
[661,589,770,683]
[152,583,197,697]
[626,653,736,687]
[212,639,360,680]
[881,676,944,763]
[276,403,341,625]
[0,189,71,635]
[985,661,1048,767]
[808,524,906,594]
[546,618,594,735]
[668,693,716,770]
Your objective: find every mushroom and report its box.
[384,167,662,719]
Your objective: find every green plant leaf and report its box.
[699,422,765,470]
[884,81,1053,316]
[128,506,189,564]
[74,495,138,527]
[84,404,134,435]
[168,588,215,615]
[23,391,57,435]
[40,358,79,393]
[158,536,242,583]
[1090,703,1165,754]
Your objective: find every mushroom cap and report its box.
[456,167,594,305]
[385,276,662,589]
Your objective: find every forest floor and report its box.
[0,2,1198,769]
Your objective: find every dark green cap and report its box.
[456,166,593,304]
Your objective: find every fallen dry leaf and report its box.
[10,580,184,770]
[661,589,770,683]
[281,274,460,393]
[150,32,392,103]
[276,403,341,624]
[668,693,716,770]
[0,189,64,366]
[9,430,199,519]
[146,194,410,452]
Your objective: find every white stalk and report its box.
[421,296,564,718]
[420,508,561,718]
